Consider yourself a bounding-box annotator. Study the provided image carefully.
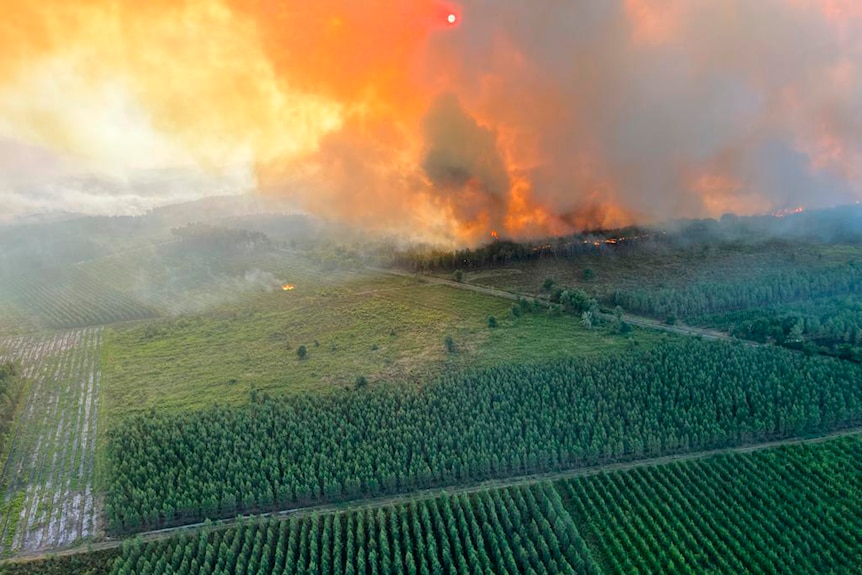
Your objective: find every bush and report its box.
[297,345,308,360]
[444,335,456,353]
[488,316,498,328]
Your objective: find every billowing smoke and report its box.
[1,0,861,242]
[421,94,510,234]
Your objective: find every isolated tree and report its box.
[297,345,308,360]
[542,278,555,292]
[444,335,456,353]
[488,316,498,328]
[454,269,464,282]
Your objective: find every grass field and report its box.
[101,271,661,418]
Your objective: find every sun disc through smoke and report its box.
[447,14,457,24]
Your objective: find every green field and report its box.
[101,271,655,417]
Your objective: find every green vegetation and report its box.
[431,237,862,309]
[101,277,649,417]
[0,267,156,331]
[109,484,598,575]
[1,548,117,575]
[428,229,862,362]
[610,262,862,320]
[104,340,862,532]
[564,435,862,574]
[698,293,862,360]
[0,361,23,454]
[4,207,862,570]
[19,435,858,575]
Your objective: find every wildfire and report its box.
[281,284,296,291]
[490,230,499,240]
[773,207,805,218]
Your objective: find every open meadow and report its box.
[100,267,660,417]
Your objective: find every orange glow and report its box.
[2,1,860,244]
[773,207,805,217]
[490,230,499,240]
[624,0,685,46]
[281,284,296,291]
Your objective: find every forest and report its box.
[105,340,862,532]
[10,435,856,575]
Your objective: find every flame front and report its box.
[282,284,296,291]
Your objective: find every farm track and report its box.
[0,328,102,556]
[3,425,860,566]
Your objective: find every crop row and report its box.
[115,483,598,575]
[105,339,862,532]
[94,436,862,575]
[611,261,862,319]
[563,435,862,574]
[0,328,103,554]
[3,270,156,329]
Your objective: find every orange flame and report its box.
[281,283,296,291]
[490,230,499,240]
[772,207,805,218]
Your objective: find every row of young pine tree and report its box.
[105,340,862,533]
[106,436,861,575]
[113,484,597,575]
[563,436,862,574]
[611,261,862,320]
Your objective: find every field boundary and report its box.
[3,425,860,565]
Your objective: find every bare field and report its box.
[0,328,102,556]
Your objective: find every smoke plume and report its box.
[1,0,861,242]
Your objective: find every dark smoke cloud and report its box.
[421,94,510,230]
[424,0,862,226]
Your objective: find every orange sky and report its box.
[1,1,861,243]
